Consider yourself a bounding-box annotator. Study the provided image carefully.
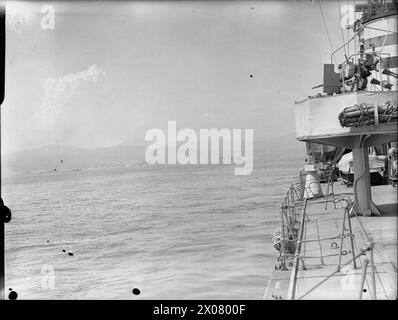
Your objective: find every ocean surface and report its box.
[2,156,303,299]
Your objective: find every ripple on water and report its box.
[3,160,295,299]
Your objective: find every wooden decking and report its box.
[264,183,397,300]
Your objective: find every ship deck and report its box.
[264,183,397,300]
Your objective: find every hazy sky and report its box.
[2,0,352,154]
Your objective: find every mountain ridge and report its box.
[3,132,305,172]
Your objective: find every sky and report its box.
[1,0,356,154]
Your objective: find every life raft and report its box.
[338,101,397,128]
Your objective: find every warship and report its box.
[0,0,396,302]
[265,0,397,300]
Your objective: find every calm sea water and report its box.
[2,156,303,299]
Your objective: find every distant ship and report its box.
[265,0,397,300]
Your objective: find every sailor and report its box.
[352,58,371,91]
[364,53,379,72]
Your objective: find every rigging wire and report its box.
[314,0,326,82]
[338,0,347,57]
[346,0,350,57]
[317,5,325,71]
[365,26,398,34]
[353,0,357,54]
[319,0,337,65]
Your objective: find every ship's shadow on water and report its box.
[3,158,303,299]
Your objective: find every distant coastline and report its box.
[2,133,305,173]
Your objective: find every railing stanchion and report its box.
[287,199,308,300]
[337,207,347,272]
[369,241,377,300]
[280,204,287,271]
[358,257,369,300]
[379,53,383,91]
[347,209,357,269]
[315,219,325,265]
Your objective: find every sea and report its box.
[2,155,303,299]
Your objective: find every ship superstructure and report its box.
[265,0,397,300]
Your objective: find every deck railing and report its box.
[283,197,378,300]
[339,51,392,93]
